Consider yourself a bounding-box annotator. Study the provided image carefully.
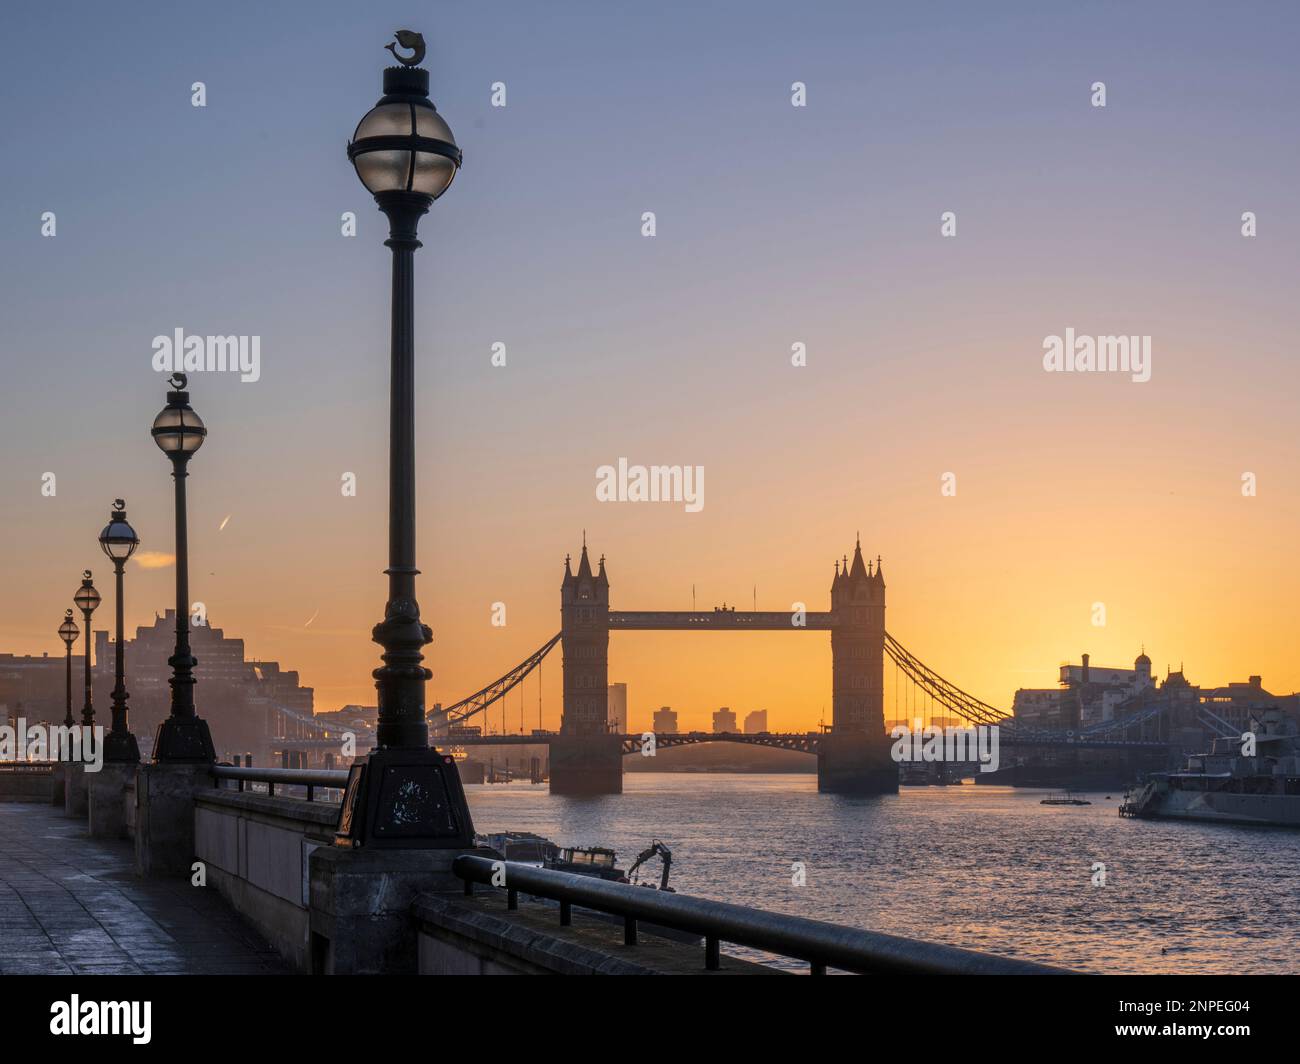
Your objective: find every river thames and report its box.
[465,774,1299,974]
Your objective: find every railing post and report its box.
[810,961,826,976]
[307,784,315,802]
[463,878,473,896]
[624,916,637,946]
[507,888,518,911]
[705,935,720,970]
[559,900,571,926]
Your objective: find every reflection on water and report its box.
[465,773,1300,974]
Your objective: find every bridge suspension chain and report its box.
[437,632,562,727]
[884,634,1010,729]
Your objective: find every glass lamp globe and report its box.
[59,610,79,646]
[98,500,140,562]
[74,573,100,614]
[152,374,206,457]
[348,67,460,199]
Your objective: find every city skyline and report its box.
[4,1,1300,732]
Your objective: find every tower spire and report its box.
[848,536,868,580]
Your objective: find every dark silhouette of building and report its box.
[90,610,313,759]
[0,652,65,723]
[653,706,678,733]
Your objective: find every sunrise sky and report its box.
[3,2,1300,733]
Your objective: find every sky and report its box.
[2,1,1299,733]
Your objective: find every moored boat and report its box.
[1120,710,1300,827]
[1040,791,1091,806]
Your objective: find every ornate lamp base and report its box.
[103,730,141,764]
[334,747,474,849]
[152,716,215,762]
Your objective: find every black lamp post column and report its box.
[335,34,473,847]
[59,610,78,729]
[74,572,99,729]
[168,456,196,719]
[66,574,99,817]
[99,500,141,763]
[150,373,215,763]
[372,189,433,749]
[53,610,79,808]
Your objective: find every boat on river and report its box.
[1120,710,1300,827]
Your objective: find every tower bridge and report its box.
[544,536,893,794]
[267,536,1172,793]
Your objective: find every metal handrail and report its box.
[452,855,1071,975]
[0,762,56,773]
[211,764,348,802]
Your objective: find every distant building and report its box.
[653,706,678,733]
[81,610,314,761]
[316,705,378,731]
[1014,652,1155,731]
[607,682,628,734]
[0,652,64,723]
[713,706,737,733]
[1199,676,1286,735]
[1013,650,1299,764]
[743,709,768,734]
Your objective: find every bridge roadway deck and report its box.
[0,803,289,975]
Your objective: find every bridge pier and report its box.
[548,735,623,796]
[817,732,898,795]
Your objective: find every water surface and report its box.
[465,774,1299,973]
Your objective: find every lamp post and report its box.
[73,572,99,727]
[98,500,141,763]
[150,372,215,762]
[335,31,472,847]
[58,610,79,728]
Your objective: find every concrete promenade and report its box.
[0,803,288,975]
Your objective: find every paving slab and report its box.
[0,803,290,975]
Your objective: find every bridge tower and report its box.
[552,540,623,794]
[819,538,897,794]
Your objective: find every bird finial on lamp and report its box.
[385,29,426,66]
